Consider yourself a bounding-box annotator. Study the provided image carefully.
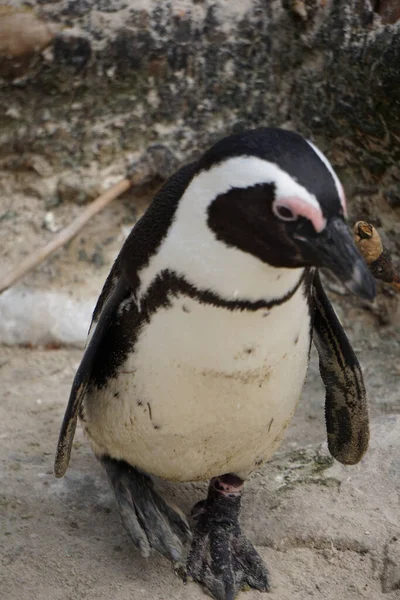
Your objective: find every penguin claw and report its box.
[186,520,270,600]
[101,457,191,562]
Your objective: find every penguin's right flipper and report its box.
[54,273,129,478]
[312,270,369,466]
[101,457,191,562]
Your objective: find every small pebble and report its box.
[43,212,59,233]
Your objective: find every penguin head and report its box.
[201,128,375,301]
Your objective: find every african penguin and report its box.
[55,127,375,600]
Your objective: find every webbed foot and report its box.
[101,456,191,562]
[186,475,270,600]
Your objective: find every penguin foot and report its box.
[101,456,191,562]
[186,475,270,600]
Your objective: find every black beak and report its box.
[297,218,376,301]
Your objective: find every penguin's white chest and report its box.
[85,285,311,481]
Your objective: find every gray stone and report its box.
[0,1,399,185]
[57,172,100,205]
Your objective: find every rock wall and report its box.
[1,0,400,241]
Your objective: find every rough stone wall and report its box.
[1,0,400,227]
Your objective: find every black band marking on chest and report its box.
[89,269,310,390]
[143,269,306,313]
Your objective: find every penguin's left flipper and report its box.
[54,275,129,478]
[313,270,369,465]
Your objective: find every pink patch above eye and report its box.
[275,196,327,233]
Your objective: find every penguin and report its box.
[55,127,375,600]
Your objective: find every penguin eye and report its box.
[273,203,298,222]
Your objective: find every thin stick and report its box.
[0,178,131,295]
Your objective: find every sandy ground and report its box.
[1,175,399,599]
[1,346,399,600]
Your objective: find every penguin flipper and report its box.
[312,270,369,465]
[54,273,129,478]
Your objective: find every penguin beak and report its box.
[297,218,376,301]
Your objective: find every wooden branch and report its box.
[0,178,131,295]
[354,221,400,292]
